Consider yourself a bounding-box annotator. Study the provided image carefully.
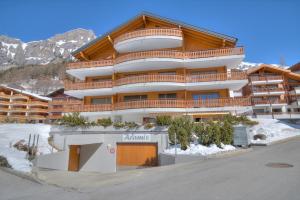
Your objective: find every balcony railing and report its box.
[67,59,114,70]
[0,93,10,99]
[114,28,183,44]
[67,47,244,70]
[252,98,287,105]
[64,80,113,90]
[66,72,247,90]
[65,104,113,112]
[64,98,251,112]
[49,98,82,105]
[252,88,285,93]
[250,75,283,82]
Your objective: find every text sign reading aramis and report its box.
[122,134,151,142]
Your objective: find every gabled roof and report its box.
[247,64,300,80]
[0,85,51,101]
[72,11,238,57]
[289,62,300,72]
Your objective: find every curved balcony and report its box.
[115,50,183,72]
[67,60,114,80]
[114,28,183,53]
[0,93,10,99]
[64,80,113,98]
[64,98,250,115]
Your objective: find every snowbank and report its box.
[249,118,300,144]
[164,143,236,156]
[0,124,52,172]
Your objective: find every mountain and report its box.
[238,61,289,71]
[0,28,96,69]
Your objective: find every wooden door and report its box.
[117,143,158,167]
[68,145,80,171]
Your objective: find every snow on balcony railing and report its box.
[114,28,183,44]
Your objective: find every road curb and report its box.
[0,167,43,184]
[206,147,253,159]
[251,135,300,146]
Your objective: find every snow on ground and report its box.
[249,118,300,145]
[0,124,52,172]
[164,143,236,156]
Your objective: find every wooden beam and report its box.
[222,39,226,47]
[79,52,89,61]
[142,15,147,27]
[107,35,114,45]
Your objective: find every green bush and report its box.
[168,116,193,150]
[125,121,139,129]
[144,123,154,129]
[156,115,172,126]
[0,156,11,168]
[97,118,112,128]
[220,120,233,144]
[194,122,212,146]
[113,121,125,129]
[222,114,258,126]
[59,112,90,127]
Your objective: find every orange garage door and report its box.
[117,143,158,166]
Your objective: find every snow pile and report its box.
[0,124,52,172]
[249,118,300,144]
[164,143,236,156]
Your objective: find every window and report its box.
[159,93,177,99]
[192,93,220,100]
[124,95,147,102]
[91,97,111,104]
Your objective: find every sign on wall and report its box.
[122,134,151,142]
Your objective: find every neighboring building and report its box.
[0,85,50,123]
[64,12,250,123]
[244,64,300,119]
[289,62,300,74]
[47,88,81,121]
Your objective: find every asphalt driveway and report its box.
[1,136,300,200]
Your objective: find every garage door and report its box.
[117,143,158,167]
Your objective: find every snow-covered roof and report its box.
[0,85,51,101]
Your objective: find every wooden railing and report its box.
[252,87,285,93]
[67,59,114,70]
[10,94,29,100]
[184,47,244,59]
[0,101,10,105]
[66,72,247,90]
[116,50,183,64]
[115,100,187,110]
[190,97,251,107]
[64,80,113,90]
[0,93,10,99]
[250,75,283,82]
[252,98,287,104]
[65,104,113,112]
[49,98,82,105]
[28,108,48,113]
[114,28,183,44]
[67,47,244,70]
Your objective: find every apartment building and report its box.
[47,88,81,121]
[64,12,251,123]
[0,85,50,123]
[244,64,300,119]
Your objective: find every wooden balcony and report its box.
[49,98,82,105]
[27,115,47,120]
[67,47,244,70]
[184,47,244,59]
[62,98,250,112]
[65,72,247,90]
[0,101,10,105]
[10,94,29,100]
[252,98,287,105]
[114,28,183,44]
[29,101,49,107]
[65,104,113,112]
[64,80,113,90]
[250,75,283,82]
[28,108,48,113]
[67,59,114,70]
[0,93,10,99]
[252,88,285,93]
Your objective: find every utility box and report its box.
[233,125,251,147]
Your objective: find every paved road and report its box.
[1,137,300,200]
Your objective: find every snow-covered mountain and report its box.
[0,29,96,69]
[238,61,289,71]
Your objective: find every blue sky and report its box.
[1,0,299,65]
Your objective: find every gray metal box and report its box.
[233,125,251,147]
